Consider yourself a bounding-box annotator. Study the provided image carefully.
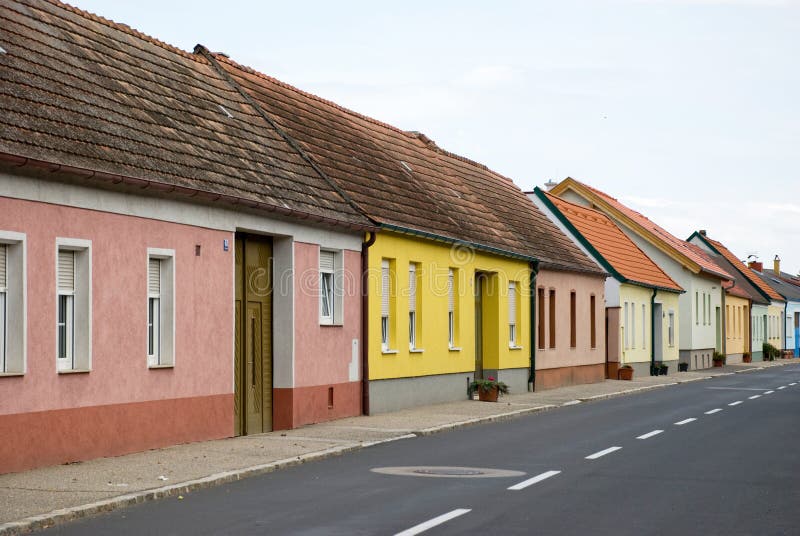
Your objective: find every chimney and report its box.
[748,260,763,272]
[699,230,707,236]
[774,255,781,275]
[544,179,559,191]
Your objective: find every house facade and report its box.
[550,179,731,370]
[755,258,800,357]
[0,0,373,473]
[531,189,682,378]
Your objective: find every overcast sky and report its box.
[73,0,800,274]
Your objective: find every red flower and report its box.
[488,376,495,382]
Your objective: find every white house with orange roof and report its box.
[550,178,732,370]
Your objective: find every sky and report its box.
[73,0,800,274]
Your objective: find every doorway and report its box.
[715,307,721,353]
[474,273,486,381]
[234,235,273,436]
[653,303,663,362]
[795,312,799,357]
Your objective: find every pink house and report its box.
[0,0,373,473]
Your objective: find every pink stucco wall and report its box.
[0,196,233,416]
[293,243,362,388]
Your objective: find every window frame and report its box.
[380,259,394,353]
[147,248,175,368]
[447,268,457,349]
[319,250,336,325]
[55,238,91,373]
[569,290,576,349]
[548,289,556,349]
[0,232,26,375]
[509,282,519,348]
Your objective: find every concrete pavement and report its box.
[0,358,796,534]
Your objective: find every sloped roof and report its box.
[208,52,603,273]
[695,234,783,303]
[540,191,681,291]
[550,178,732,280]
[0,0,370,229]
[758,269,800,301]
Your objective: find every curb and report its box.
[1,362,791,534]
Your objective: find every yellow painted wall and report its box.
[725,295,749,356]
[368,231,530,380]
[768,303,783,348]
[619,285,655,365]
[657,290,680,363]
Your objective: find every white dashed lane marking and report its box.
[637,430,664,440]
[778,386,787,390]
[729,401,743,406]
[586,447,622,460]
[674,418,697,426]
[705,409,723,414]
[508,470,561,491]
[764,390,774,395]
[395,509,472,536]
[748,395,761,399]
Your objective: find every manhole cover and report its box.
[371,466,525,478]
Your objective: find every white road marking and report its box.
[706,387,769,391]
[508,470,561,490]
[395,509,472,536]
[637,430,664,440]
[562,400,582,406]
[778,386,787,390]
[791,383,797,386]
[586,446,622,460]
[674,418,697,426]
[748,395,761,399]
[764,390,774,395]
[705,409,723,414]
[729,401,743,406]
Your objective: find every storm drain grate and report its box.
[371,466,525,479]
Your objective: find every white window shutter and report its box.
[408,264,417,313]
[381,260,390,316]
[58,250,75,292]
[448,269,454,313]
[148,258,161,295]
[508,282,516,322]
[320,250,335,272]
[0,244,6,288]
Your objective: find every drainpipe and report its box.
[784,300,789,354]
[529,261,540,391]
[650,288,657,376]
[361,231,377,415]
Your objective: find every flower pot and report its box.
[618,367,634,381]
[743,355,752,363]
[713,360,723,367]
[678,362,689,372]
[660,366,668,376]
[478,386,499,402]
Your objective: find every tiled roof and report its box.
[725,282,752,300]
[757,269,800,301]
[0,0,370,229]
[552,178,732,280]
[210,53,603,273]
[543,192,681,291]
[700,236,784,302]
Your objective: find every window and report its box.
[509,282,518,347]
[624,302,629,350]
[569,291,576,348]
[408,263,419,350]
[668,310,675,347]
[590,295,596,349]
[631,301,636,349]
[642,304,646,350]
[695,292,699,325]
[548,289,556,349]
[381,260,391,351]
[726,305,730,337]
[448,269,456,348]
[537,288,545,350]
[0,233,24,375]
[319,250,335,325]
[147,249,175,367]
[56,239,91,372]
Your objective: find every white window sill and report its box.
[448,346,462,352]
[148,364,175,369]
[58,369,91,374]
[0,372,25,377]
[409,348,424,354]
[382,349,398,355]
[509,345,524,350]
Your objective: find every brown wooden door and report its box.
[234,235,273,436]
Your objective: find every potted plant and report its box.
[651,362,667,376]
[712,352,726,367]
[678,362,689,372]
[469,376,509,402]
[618,364,634,381]
[742,352,752,364]
[763,342,779,361]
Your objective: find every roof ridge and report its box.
[53,0,198,61]
[210,52,419,137]
[417,135,516,183]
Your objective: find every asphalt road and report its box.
[47,365,800,535]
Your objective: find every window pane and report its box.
[148,297,155,356]
[58,295,67,358]
[0,292,5,369]
[321,273,332,318]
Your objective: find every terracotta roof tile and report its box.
[212,54,603,273]
[0,0,370,228]
[544,192,681,291]
[554,179,732,280]
[701,236,784,302]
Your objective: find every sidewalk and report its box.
[1,359,796,534]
